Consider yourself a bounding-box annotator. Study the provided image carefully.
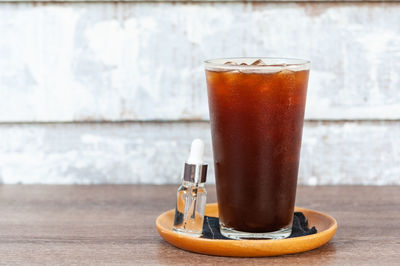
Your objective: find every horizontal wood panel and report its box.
[0,2,399,122]
[0,121,398,184]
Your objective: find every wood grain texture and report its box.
[0,121,399,185]
[0,2,400,122]
[0,185,399,265]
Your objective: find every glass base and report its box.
[220,224,292,240]
[173,227,202,238]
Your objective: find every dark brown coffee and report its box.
[206,66,309,233]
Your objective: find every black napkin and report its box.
[202,212,317,239]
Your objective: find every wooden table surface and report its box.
[0,185,399,265]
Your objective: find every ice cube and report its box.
[278,69,295,75]
[276,69,296,84]
[224,61,238,66]
[251,59,267,66]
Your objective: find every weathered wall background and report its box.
[0,1,399,184]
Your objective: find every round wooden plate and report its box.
[156,203,337,257]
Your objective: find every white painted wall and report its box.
[1,2,400,122]
[0,1,399,184]
[0,122,398,185]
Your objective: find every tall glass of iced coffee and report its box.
[205,58,310,239]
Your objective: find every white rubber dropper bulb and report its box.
[187,139,205,165]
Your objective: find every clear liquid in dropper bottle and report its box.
[173,139,208,237]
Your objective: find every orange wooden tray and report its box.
[156,203,337,257]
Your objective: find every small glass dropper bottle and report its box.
[173,139,208,237]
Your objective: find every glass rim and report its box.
[204,57,310,72]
